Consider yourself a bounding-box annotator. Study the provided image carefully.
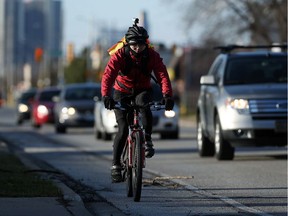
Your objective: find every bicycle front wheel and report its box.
[132,131,144,202]
[122,140,133,197]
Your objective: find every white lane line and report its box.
[145,168,273,216]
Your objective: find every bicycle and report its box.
[114,100,165,202]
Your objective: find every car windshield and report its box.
[224,56,287,85]
[39,90,60,101]
[65,87,101,101]
[19,91,36,102]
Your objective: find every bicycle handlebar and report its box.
[113,101,165,111]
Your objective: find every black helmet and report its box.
[125,18,149,45]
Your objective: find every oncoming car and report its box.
[196,44,287,160]
[54,83,101,133]
[31,87,61,128]
[16,88,37,125]
[94,84,179,140]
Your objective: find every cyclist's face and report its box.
[129,43,146,53]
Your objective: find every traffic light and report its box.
[34,47,44,62]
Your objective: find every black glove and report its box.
[103,96,115,110]
[163,95,174,111]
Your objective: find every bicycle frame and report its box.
[127,108,146,168]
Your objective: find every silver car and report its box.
[196,45,287,160]
[94,84,179,140]
[54,83,101,133]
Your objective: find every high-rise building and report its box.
[0,0,5,77]
[1,0,24,81]
[139,11,149,32]
[0,0,62,99]
[0,0,25,103]
[24,0,62,63]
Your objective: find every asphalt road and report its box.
[0,106,287,216]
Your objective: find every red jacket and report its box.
[101,47,173,97]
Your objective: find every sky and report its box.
[62,0,191,53]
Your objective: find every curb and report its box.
[0,140,93,216]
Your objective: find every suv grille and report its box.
[249,99,287,114]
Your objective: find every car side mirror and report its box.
[200,75,216,85]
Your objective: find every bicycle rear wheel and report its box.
[132,131,144,202]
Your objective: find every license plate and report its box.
[275,120,287,133]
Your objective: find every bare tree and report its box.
[179,0,287,45]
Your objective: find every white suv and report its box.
[196,45,287,160]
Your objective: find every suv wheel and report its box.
[197,114,215,156]
[94,125,102,139]
[214,115,234,160]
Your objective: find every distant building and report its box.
[1,0,24,83]
[139,11,149,32]
[0,0,62,95]
[24,0,62,63]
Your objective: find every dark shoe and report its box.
[111,165,122,183]
[145,140,155,158]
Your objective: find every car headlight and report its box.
[37,105,49,117]
[105,110,115,119]
[164,110,176,118]
[18,103,28,112]
[226,98,249,114]
[61,107,76,115]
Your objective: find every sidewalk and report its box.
[0,141,93,216]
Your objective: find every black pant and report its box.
[112,90,153,165]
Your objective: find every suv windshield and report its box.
[39,90,60,101]
[224,56,287,85]
[65,87,101,101]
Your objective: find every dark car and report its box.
[31,87,61,128]
[196,44,287,160]
[16,88,37,125]
[54,83,101,133]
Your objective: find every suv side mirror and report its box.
[200,75,216,85]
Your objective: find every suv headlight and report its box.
[61,107,76,115]
[226,99,249,114]
[60,107,76,122]
[165,110,176,118]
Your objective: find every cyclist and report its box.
[101,19,174,183]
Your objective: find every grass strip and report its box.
[0,152,61,197]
